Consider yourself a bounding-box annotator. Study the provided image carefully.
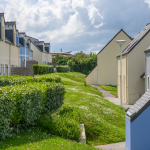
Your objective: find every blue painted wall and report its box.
[126,106,150,150]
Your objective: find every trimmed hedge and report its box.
[0,75,61,87]
[33,64,54,75]
[0,82,65,140]
[56,65,68,72]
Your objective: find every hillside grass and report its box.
[0,72,125,148]
[63,85,125,146]
[0,128,97,150]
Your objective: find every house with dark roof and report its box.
[26,35,52,65]
[125,90,150,150]
[117,24,150,105]
[0,13,20,76]
[19,32,33,67]
[85,29,132,85]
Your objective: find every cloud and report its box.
[1,0,150,54]
[145,0,150,7]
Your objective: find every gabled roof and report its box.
[125,90,150,122]
[120,24,150,56]
[98,29,132,55]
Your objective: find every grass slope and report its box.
[63,85,125,146]
[0,128,97,150]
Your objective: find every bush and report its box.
[32,64,40,75]
[0,75,61,87]
[56,65,68,72]
[0,82,65,140]
[36,107,82,142]
[33,65,54,75]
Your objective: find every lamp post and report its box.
[116,40,126,109]
[23,37,29,67]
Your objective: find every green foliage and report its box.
[0,128,96,150]
[0,75,61,87]
[0,82,65,140]
[32,64,40,75]
[67,52,97,74]
[55,54,72,65]
[32,64,54,75]
[36,106,82,142]
[56,65,69,72]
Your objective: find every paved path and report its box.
[93,85,132,109]
[94,142,126,150]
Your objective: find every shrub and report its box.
[32,64,40,75]
[33,65,54,75]
[0,82,65,140]
[0,75,61,87]
[56,65,68,72]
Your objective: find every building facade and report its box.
[0,13,19,76]
[117,24,150,104]
[86,29,132,85]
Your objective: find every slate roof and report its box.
[5,22,16,30]
[119,24,150,56]
[19,32,25,38]
[34,41,44,45]
[98,29,132,55]
[26,36,43,52]
[125,90,150,122]
[5,36,13,44]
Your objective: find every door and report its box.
[94,69,97,85]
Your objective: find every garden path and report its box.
[94,142,126,150]
[93,85,128,149]
[92,85,132,109]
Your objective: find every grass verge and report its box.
[0,128,97,150]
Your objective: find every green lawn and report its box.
[98,85,117,97]
[0,128,97,150]
[0,72,125,148]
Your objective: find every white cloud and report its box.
[145,0,150,7]
[94,22,104,28]
[87,4,103,25]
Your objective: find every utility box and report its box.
[125,90,150,150]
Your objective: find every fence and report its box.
[11,67,34,77]
[22,60,38,68]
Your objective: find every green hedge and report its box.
[56,65,68,72]
[0,82,65,140]
[0,75,61,87]
[33,64,54,75]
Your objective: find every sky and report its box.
[1,0,150,54]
